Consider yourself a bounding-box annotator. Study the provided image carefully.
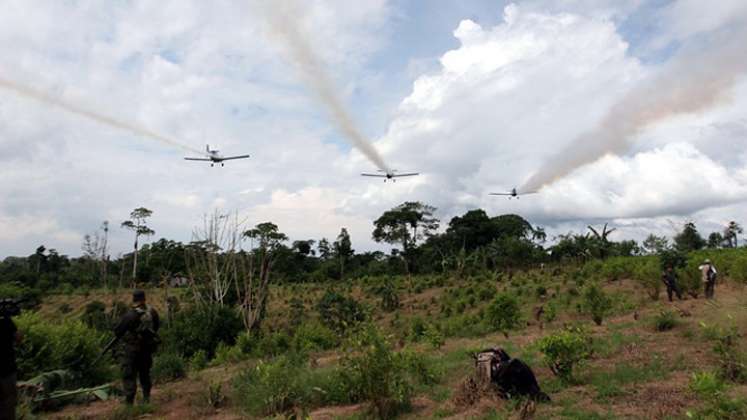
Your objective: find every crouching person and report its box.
[475,348,550,402]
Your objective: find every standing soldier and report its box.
[0,301,22,420]
[698,259,717,299]
[114,290,160,405]
[661,265,683,302]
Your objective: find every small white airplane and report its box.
[184,145,250,167]
[361,169,419,182]
[489,187,537,199]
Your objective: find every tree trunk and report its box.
[132,234,139,283]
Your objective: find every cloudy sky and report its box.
[1,0,746,258]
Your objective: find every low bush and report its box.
[316,290,366,334]
[654,310,678,332]
[537,326,593,382]
[484,293,521,336]
[292,321,338,352]
[81,300,109,331]
[159,304,243,358]
[151,352,186,383]
[633,258,662,300]
[15,312,111,385]
[581,283,612,325]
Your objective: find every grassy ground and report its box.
[36,269,747,419]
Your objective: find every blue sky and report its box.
[0,0,746,257]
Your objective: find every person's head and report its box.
[704,258,712,265]
[666,265,673,272]
[132,289,146,306]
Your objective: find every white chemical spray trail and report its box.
[263,0,391,173]
[0,77,205,156]
[522,26,747,192]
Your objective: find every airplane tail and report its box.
[206,144,210,153]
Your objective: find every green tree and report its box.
[333,228,354,280]
[642,234,669,255]
[317,238,332,260]
[708,232,725,249]
[121,207,155,282]
[372,202,439,274]
[723,221,743,248]
[674,221,705,252]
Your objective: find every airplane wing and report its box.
[519,191,538,195]
[489,192,512,195]
[184,157,212,161]
[391,172,419,178]
[361,173,387,178]
[221,155,251,161]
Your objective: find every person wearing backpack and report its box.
[698,259,717,299]
[114,289,160,405]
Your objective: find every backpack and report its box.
[707,267,717,283]
[134,305,160,352]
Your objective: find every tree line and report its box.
[0,202,742,291]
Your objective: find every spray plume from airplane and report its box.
[0,77,205,156]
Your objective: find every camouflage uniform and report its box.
[114,296,160,405]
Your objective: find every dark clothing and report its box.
[479,348,549,402]
[705,279,715,299]
[0,318,17,376]
[121,351,153,404]
[114,305,159,404]
[493,358,549,401]
[662,271,683,302]
[0,372,16,420]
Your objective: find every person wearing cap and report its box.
[113,290,160,405]
[698,259,717,299]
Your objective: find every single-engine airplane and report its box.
[184,145,250,167]
[489,188,537,199]
[361,169,419,182]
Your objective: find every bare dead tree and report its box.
[186,211,245,307]
[81,221,110,288]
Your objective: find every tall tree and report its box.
[317,238,332,260]
[707,232,725,249]
[333,228,354,280]
[642,234,669,255]
[674,221,705,252]
[240,222,288,334]
[121,207,155,282]
[372,201,439,274]
[723,221,743,248]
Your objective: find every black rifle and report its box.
[93,336,120,365]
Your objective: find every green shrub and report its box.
[212,342,247,365]
[159,304,243,358]
[15,312,110,385]
[689,371,724,400]
[654,310,678,332]
[292,321,338,352]
[316,290,366,334]
[633,258,662,300]
[81,300,109,331]
[189,350,209,371]
[152,352,186,383]
[537,326,593,382]
[423,324,445,350]
[712,325,747,383]
[340,325,413,418]
[255,331,291,358]
[484,293,521,336]
[581,283,612,325]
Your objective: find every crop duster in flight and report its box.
[361,169,419,183]
[184,145,250,167]
[489,187,537,199]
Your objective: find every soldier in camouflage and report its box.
[113,290,160,405]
